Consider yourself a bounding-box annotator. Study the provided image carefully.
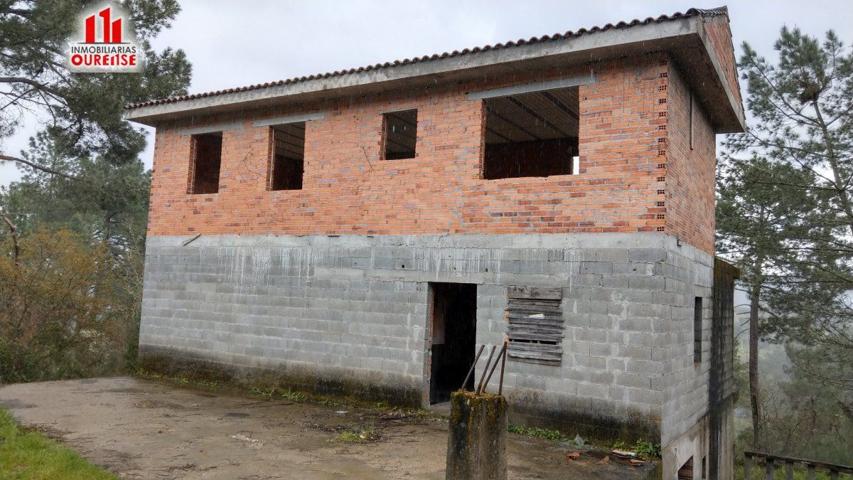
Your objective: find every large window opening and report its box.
[482,86,579,179]
[269,123,305,190]
[189,132,222,194]
[382,109,417,160]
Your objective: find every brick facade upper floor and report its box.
[136,8,740,255]
[146,54,718,253]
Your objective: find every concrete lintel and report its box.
[176,121,243,136]
[253,111,325,127]
[145,231,690,252]
[466,74,596,100]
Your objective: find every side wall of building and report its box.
[664,63,717,254]
[657,240,714,479]
[659,63,720,479]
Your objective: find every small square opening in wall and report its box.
[189,132,222,194]
[269,123,305,190]
[382,109,417,160]
[482,86,579,179]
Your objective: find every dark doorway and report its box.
[429,283,477,404]
[677,457,694,480]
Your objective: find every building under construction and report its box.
[127,7,743,479]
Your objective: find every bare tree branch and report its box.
[0,154,75,179]
[0,76,63,98]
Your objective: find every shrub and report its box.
[0,228,140,383]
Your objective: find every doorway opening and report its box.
[429,283,477,404]
[678,457,694,480]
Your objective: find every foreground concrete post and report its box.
[446,391,507,480]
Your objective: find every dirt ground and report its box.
[0,377,655,479]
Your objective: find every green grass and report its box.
[507,424,663,461]
[612,439,662,460]
[0,409,116,480]
[335,425,379,443]
[249,385,307,402]
[507,424,564,441]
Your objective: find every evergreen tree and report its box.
[0,0,191,380]
[719,27,853,450]
[0,0,191,175]
[717,156,814,447]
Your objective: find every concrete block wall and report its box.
[659,243,714,446]
[140,235,430,403]
[140,231,712,447]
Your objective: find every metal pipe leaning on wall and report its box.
[460,342,509,396]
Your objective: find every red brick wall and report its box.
[664,64,717,253]
[147,54,714,248]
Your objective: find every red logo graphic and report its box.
[85,7,123,44]
[67,2,142,73]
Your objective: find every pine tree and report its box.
[0,0,191,175]
[719,27,853,449]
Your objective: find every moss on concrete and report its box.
[507,400,660,447]
[138,346,422,408]
[446,391,508,480]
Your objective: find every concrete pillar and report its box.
[446,391,507,480]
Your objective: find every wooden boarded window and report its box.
[506,286,563,364]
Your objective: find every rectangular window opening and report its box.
[694,296,703,364]
[483,86,579,179]
[689,93,694,150]
[382,109,417,160]
[506,286,564,365]
[189,132,222,194]
[269,123,305,190]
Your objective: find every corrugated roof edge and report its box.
[125,6,728,110]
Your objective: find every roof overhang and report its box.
[126,14,745,133]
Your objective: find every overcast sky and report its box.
[2,0,852,186]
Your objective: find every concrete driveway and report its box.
[0,377,654,479]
